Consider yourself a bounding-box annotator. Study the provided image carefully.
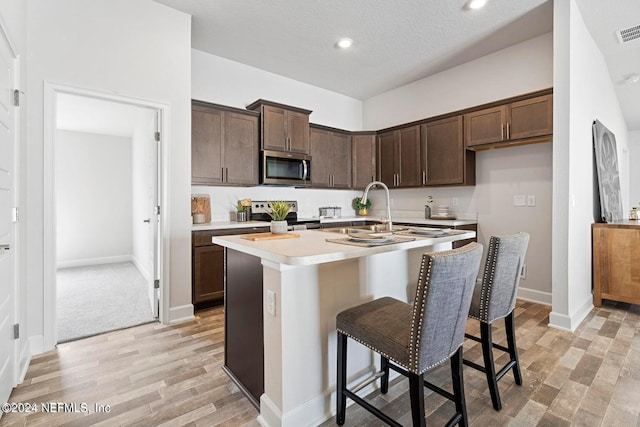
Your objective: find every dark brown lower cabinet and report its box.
[224,248,264,408]
[193,245,224,305]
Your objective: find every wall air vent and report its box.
[616,24,640,44]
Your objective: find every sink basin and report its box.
[321,224,406,234]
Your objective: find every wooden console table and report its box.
[592,221,640,307]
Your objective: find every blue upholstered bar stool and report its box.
[336,243,483,427]
[463,232,530,411]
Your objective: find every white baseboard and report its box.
[517,287,552,306]
[57,255,133,269]
[132,256,152,282]
[28,335,44,356]
[18,341,31,384]
[168,304,194,324]
[549,296,593,332]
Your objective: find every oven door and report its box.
[261,150,312,186]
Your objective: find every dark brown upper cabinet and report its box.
[377,125,421,188]
[309,126,352,189]
[464,94,553,150]
[246,99,312,154]
[191,101,260,186]
[420,116,475,186]
[351,133,377,189]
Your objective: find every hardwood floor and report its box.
[1,300,639,426]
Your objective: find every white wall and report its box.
[363,33,554,130]
[629,130,640,209]
[55,131,132,266]
[26,0,191,349]
[192,49,363,131]
[550,0,629,331]
[361,33,554,303]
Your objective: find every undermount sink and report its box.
[321,224,406,234]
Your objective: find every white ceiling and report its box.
[155,0,640,130]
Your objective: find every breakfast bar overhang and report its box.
[212,228,476,427]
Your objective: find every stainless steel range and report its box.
[250,201,321,230]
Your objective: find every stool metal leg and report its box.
[381,356,390,394]
[408,373,426,427]
[505,311,522,385]
[480,322,502,411]
[336,332,348,425]
[450,347,468,427]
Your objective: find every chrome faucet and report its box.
[361,181,393,231]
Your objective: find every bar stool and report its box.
[336,243,483,427]
[463,232,529,411]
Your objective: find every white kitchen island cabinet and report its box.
[213,228,476,427]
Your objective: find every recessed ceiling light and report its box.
[335,37,353,49]
[467,0,487,10]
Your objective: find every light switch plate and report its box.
[266,290,276,316]
[513,195,526,207]
[527,195,536,207]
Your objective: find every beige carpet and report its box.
[56,262,156,343]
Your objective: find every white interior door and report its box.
[0,23,18,405]
[147,111,161,318]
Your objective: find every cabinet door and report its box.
[262,105,287,151]
[351,134,376,189]
[396,125,421,187]
[464,106,507,147]
[193,245,224,303]
[309,127,331,187]
[287,110,310,154]
[377,131,396,187]
[192,105,223,184]
[330,132,351,188]
[508,94,553,140]
[223,112,259,185]
[422,116,464,185]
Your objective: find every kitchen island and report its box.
[213,228,476,427]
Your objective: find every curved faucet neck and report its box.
[361,181,393,230]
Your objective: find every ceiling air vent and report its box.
[616,24,640,44]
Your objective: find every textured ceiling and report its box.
[155,0,553,100]
[576,0,640,130]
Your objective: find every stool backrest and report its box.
[478,232,530,323]
[409,242,483,374]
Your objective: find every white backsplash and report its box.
[191,185,478,223]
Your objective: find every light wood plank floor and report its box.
[1,300,639,426]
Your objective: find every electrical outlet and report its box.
[513,195,526,207]
[266,290,276,316]
[452,197,459,207]
[527,195,536,207]
[520,264,527,280]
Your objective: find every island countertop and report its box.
[212,228,476,266]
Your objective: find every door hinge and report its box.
[13,89,20,107]
[12,207,19,223]
[155,205,160,215]
[154,131,160,142]
[154,279,160,289]
[13,324,19,339]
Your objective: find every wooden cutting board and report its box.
[242,232,300,241]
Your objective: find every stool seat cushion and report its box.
[337,296,412,369]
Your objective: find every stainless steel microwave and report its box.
[261,150,312,186]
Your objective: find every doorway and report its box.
[43,85,166,346]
